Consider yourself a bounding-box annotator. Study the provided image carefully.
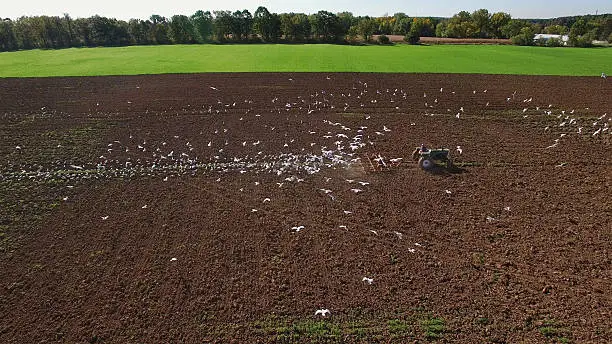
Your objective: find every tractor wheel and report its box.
[418,158,434,170]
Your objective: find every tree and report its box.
[280,13,310,42]
[0,19,18,51]
[169,15,196,44]
[544,24,568,35]
[150,15,170,44]
[213,11,232,41]
[310,11,341,41]
[435,21,448,37]
[501,19,529,39]
[346,25,359,43]
[191,10,213,42]
[337,12,356,37]
[568,18,592,47]
[472,9,491,38]
[490,12,511,38]
[254,6,281,42]
[128,19,152,45]
[230,9,252,41]
[410,17,435,37]
[392,13,411,35]
[376,16,395,35]
[446,11,477,38]
[570,18,587,36]
[356,17,377,42]
[510,26,535,46]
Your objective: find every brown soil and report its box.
[0,73,610,343]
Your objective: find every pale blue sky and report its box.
[3,0,611,20]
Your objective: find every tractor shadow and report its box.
[425,164,468,176]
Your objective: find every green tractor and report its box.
[412,145,452,171]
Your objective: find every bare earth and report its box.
[0,73,610,343]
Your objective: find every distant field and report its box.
[0,44,610,77]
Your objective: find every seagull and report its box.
[141,205,147,209]
[315,309,330,317]
[343,210,352,214]
[263,198,271,203]
[602,72,607,79]
[170,257,177,261]
[445,190,452,195]
[456,146,463,155]
[486,216,496,222]
[210,86,219,91]
[292,225,305,232]
[350,188,363,193]
[362,277,374,285]
[383,125,391,132]
[101,216,109,220]
[357,181,369,186]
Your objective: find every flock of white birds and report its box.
[4,76,609,317]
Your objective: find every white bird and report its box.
[62,197,68,201]
[350,188,363,193]
[170,257,177,261]
[357,181,369,186]
[263,198,271,203]
[101,216,109,220]
[319,189,332,194]
[315,309,330,317]
[362,277,374,285]
[486,216,496,222]
[343,210,352,214]
[292,225,304,232]
[141,205,147,209]
[456,146,462,155]
[210,86,219,90]
[444,190,452,195]
[602,72,607,79]
[383,125,391,132]
[504,206,511,211]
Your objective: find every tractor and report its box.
[412,145,452,170]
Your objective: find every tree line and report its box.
[1,7,611,51]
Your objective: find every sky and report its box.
[3,0,611,20]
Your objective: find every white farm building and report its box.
[533,34,569,45]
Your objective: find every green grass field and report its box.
[0,44,610,77]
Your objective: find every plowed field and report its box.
[0,73,610,343]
